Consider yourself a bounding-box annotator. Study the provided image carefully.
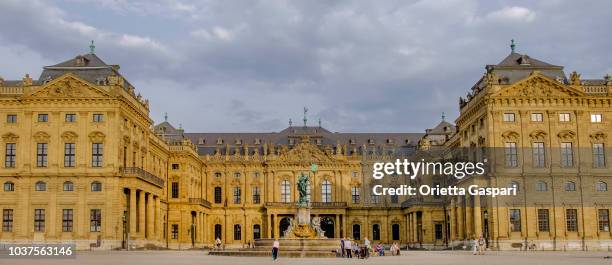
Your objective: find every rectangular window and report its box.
[537,209,550,232]
[252,186,261,204]
[434,223,443,240]
[37,114,48,122]
[6,114,17,123]
[566,209,578,232]
[591,114,602,123]
[90,209,101,232]
[593,143,606,168]
[532,142,545,168]
[531,113,543,122]
[92,143,103,167]
[5,143,16,168]
[171,164,179,170]
[351,187,360,204]
[561,142,574,167]
[62,209,73,232]
[559,113,571,122]
[509,209,521,232]
[503,113,515,122]
[34,209,45,232]
[171,224,179,239]
[64,143,76,167]
[92,114,104,122]
[234,225,241,240]
[505,142,518,167]
[2,209,13,232]
[214,187,222,204]
[36,143,48,167]
[599,209,610,232]
[371,194,381,204]
[65,114,77,122]
[233,187,241,204]
[171,182,179,198]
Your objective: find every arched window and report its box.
[281,180,291,203]
[63,181,74,191]
[35,181,46,191]
[352,224,361,240]
[372,224,380,241]
[536,181,548,192]
[392,223,400,241]
[214,224,222,240]
[91,181,102,192]
[234,172,241,178]
[596,181,608,192]
[233,224,241,240]
[253,224,261,240]
[214,172,222,178]
[4,181,14,192]
[508,181,520,191]
[565,181,576,191]
[321,180,332,203]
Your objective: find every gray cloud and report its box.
[1,0,611,132]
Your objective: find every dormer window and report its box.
[405,139,411,145]
[198,138,205,144]
[75,56,88,67]
[368,139,375,144]
[349,139,355,145]
[316,139,322,145]
[289,139,295,145]
[386,139,393,144]
[235,139,242,145]
[254,138,261,145]
[216,138,223,145]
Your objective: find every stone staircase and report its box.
[209,238,341,258]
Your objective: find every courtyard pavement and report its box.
[0,250,611,265]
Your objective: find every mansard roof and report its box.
[485,52,567,85]
[38,53,133,88]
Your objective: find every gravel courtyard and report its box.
[1,250,611,265]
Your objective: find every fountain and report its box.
[282,170,326,239]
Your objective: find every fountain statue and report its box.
[282,166,326,239]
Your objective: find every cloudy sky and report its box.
[1,0,611,133]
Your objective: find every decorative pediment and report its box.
[33,131,51,142]
[557,130,576,141]
[27,74,110,99]
[61,131,78,142]
[277,141,335,164]
[501,131,520,141]
[88,131,106,142]
[2,133,19,142]
[529,130,547,140]
[492,73,584,98]
[590,132,607,143]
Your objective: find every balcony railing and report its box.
[120,167,165,188]
[189,198,212,208]
[264,202,347,208]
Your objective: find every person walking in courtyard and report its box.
[272,239,280,261]
[215,237,222,250]
[340,237,345,257]
[344,238,352,258]
[472,236,478,255]
[364,237,371,258]
[478,235,485,255]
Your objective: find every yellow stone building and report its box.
[0,44,610,251]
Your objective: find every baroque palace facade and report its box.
[0,44,611,251]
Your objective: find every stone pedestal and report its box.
[297,207,310,225]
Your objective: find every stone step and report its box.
[209,250,339,258]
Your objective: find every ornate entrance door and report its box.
[320,217,334,238]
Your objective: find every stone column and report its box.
[457,197,464,240]
[465,195,472,238]
[138,190,146,238]
[273,214,279,239]
[450,198,456,241]
[267,214,272,238]
[130,189,137,236]
[335,214,340,238]
[473,195,482,237]
[146,193,155,239]
[154,196,161,240]
[342,214,347,238]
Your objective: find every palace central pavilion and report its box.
[0,43,611,251]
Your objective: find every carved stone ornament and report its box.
[33,131,51,142]
[528,130,547,141]
[557,130,576,141]
[501,131,520,141]
[2,133,19,142]
[88,131,106,142]
[61,131,78,142]
[277,141,334,163]
[48,80,83,97]
[589,132,607,143]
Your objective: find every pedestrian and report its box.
[364,237,371,258]
[478,235,485,255]
[215,237,222,250]
[340,237,345,257]
[352,242,360,258]
[272,239,280,261]
[344,238,352,258]
[472,236,478,255]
